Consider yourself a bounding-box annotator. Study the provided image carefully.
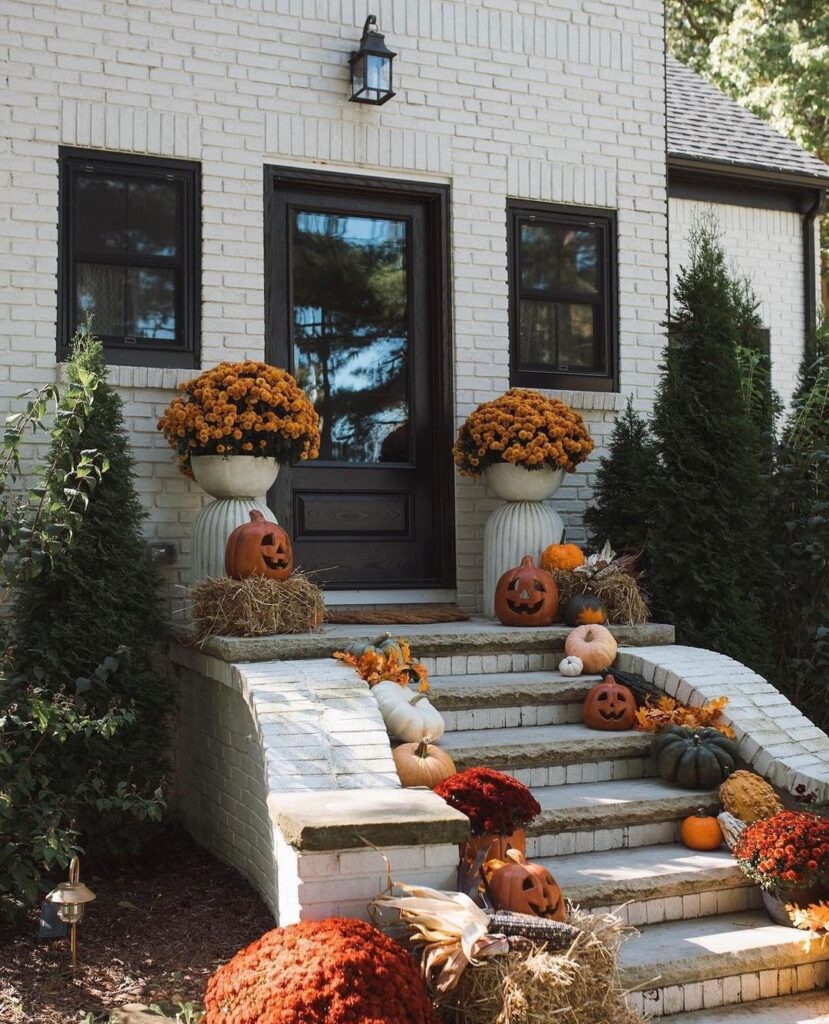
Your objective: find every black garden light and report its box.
[349,16,396,105]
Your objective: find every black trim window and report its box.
[508,202,616,392]
[59,149,200,367]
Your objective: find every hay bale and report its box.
[553,568,650,626]
[435,907,644,1024]
[188,573,324,642]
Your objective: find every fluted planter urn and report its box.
[482,463,564,618]
[191,455,280,582]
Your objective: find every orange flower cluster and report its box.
[453,388,594,477]
[734,810,829,892]
[203,917,441,1024]
[787,900,829,932]
[157,361,320,476]
[334,640,429,692]
[635,694,735,738]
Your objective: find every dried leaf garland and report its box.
[634,694,736,738]
[334,640,430,692]
[787,900,829,933]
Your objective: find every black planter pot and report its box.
[761,885,827,927]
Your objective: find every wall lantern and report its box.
[349,16,396,105]
[45,856,96,966]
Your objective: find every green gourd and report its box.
[650,725,737,790]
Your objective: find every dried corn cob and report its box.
[486,910,581,950]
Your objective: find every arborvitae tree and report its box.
[649,217,774,672]
[583,397,659,557]
[12,324,167,849]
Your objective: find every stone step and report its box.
[524,779,719,857]
[620,911,829,1018]
[430,671,598,730]
[544,843,759,925]
[659,992,829,1023]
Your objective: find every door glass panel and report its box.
[291,210,410,463]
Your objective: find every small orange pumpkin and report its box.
[564,623,617,673]
[225,510,293,581]
[393,739,456,789]
[485,850,565,920]
[680,809,723,851]
[540,539,585,572]
[494,555,559,627]
[582,677,637,731]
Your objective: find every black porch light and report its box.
[349,16,396,105]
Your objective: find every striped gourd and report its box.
[486,910,581,950]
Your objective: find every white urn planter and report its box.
[483,463,565,618]
[191,455,281,582]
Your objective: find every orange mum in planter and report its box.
[204,917,440,1024]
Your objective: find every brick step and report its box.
[544,843,758,925]
[659,991,829,1023]
[620,911,829,1018]
[523,779,719,858]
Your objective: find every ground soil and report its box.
[0,828,274,1023]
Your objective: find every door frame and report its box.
[263,164,456,590]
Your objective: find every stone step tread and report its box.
[429,671,601,709]
[660,992,829,1024]
[439,722,653,768]
[529,778,718,834]
[619,911,829,990]
[542,843,748,906]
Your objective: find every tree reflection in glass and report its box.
[291,211,410,463]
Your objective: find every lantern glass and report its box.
[349,17,395,105]
[57,903,85,924]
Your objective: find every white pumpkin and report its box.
[371,681,445,742]
[558,655,584,677]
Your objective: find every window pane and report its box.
[75,176,127,254]
[518,299,555,366]
[128,267,177,340]
[291,210,410,464]
[76,263,126,336]
[128,180,178,256]
[518,299,600,372]
[557,303,599,370]
[519,221,599,295]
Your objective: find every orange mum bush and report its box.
[203,917,440,1024]
[158,361,320,476]
[635,694,735,738]
[453,388,594,477]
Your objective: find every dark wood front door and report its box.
[266,168,454,590]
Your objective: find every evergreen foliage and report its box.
[648,217,774,671]
[583,397,658,557]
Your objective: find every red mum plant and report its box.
[204,917,440,1024]
[434,767,541,837]
[734,810,829,893]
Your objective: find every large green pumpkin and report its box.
[650,725,737,790]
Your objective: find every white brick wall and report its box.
[0,0,668,607]
[669,198,808,410]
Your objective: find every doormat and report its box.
[325,604,470,625]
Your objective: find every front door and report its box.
[266,168,454,590]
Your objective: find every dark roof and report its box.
[666,55,829,184]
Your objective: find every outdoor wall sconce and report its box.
[349,15,396,105]
[45,856,96,966]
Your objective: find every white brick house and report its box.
[1,0,826,608]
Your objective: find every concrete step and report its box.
[439,722,655,784]
[620,911,829,1018]
[524,779,719,857]
[659,992,829,1023]
[544,843,759,924]
[430,671,598,730]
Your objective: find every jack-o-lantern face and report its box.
[225,510,293,581]
[582,676,636,731]
[494,555,559,627]
[485,850,565,920]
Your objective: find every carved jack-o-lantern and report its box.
[485,850,565,920]
[582,676,637,731]
[225,510,293,581]
[494,555,559,627]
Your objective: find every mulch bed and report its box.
[0,828,274,1023]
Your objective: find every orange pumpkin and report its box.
[494,555,559,627]
[225,510,293,581]
[582,677,636,731]
[540,541,585,572]
[564,623,617,673]
[485,850,565,920]
[680,809,723,851]
[393,739,456,788]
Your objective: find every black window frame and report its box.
[508,200,618,392]
[58,147,201,368]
